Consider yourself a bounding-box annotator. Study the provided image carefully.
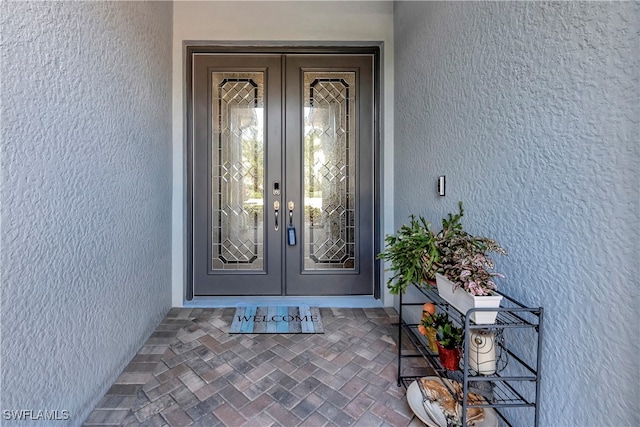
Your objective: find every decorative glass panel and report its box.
[211,72,265,270]
[303,72,356,270]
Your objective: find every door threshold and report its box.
[184,295,383,308]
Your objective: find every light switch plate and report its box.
[438,176,446,196]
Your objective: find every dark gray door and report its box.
[192,53,374,296]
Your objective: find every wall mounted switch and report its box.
[438,175,446,196]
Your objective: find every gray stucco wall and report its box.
[1,2,173,425]
[394,2,638,426]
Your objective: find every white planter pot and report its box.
[435,273,503,324]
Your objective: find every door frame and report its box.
[184,44,381,301]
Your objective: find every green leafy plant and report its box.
[435,317,464,350]
[378,201,506,295]
[421,312,447,329]
[377,215,439,295]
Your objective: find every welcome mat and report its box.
[229,306,324,334]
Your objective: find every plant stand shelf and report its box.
[397,284,543,426]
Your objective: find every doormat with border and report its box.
[229,306,324,334]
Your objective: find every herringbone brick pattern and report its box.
[84,307,428,426]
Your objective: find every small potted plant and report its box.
[435,316,464,371]
[435,202,507,324]
[417,303,440,354]
[377,215,439,295]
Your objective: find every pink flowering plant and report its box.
[435,202,507,296]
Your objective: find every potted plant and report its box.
[435,316,464,371]
[435,202,507,324]
[417,303,440,353]
[378,202,506,305]
[377,215,440,295]
[419,310,448,354]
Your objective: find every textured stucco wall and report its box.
[394,2,639,426]
[0,2,173,425]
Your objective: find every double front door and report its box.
[192,53,375,296]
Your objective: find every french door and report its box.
[191,53,375,296]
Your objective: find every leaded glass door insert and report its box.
[192,53,374,296]
[303,72,356,270]
[211,72,264,271]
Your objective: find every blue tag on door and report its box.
[287,226,296,246]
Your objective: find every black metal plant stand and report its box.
[397,284,543,427]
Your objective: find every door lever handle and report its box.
[287,201,296,246]
[288,201,294,226]
[274,201,280,231]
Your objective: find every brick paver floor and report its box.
[84,307,429,426]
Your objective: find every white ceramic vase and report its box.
[468,329,497,375]
[435,273,503,324]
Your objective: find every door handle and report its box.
[288,201,294,226]
[274,201,280,231]
[287,201,296,245]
